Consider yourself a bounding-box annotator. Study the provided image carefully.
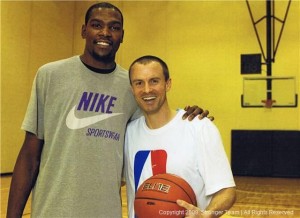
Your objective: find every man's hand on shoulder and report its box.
[182,105,214,121]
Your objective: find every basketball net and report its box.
[261,99,276,108]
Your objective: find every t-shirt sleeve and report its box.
[21,69,46,140]
[196,119,235,196]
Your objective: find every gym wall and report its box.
[1,1,299,173]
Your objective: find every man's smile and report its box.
[142,96,156,101]
[95,40,112,47]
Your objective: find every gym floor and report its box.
[1,175,299,218]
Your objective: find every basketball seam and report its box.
[135,197,178,204]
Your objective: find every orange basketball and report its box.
[134,173,197,218]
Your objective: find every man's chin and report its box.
[140,106,158,115]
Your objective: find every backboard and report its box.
[241,76,298,108]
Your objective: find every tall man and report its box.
[125,56,236,218]
[7,3,209,218]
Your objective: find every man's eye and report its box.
[134,81,142,86]
[151,79,159,84]
[110,26,121,31]
[91,23,102,29]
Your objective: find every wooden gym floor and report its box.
[1,175,299,218]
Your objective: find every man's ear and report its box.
[166,78,172,92]
[121,29,124,43]
[81,24,87,39]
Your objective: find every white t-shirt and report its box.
[124,110,235,218]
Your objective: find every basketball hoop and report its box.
[261,99,276,108]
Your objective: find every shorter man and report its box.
[124,55,236,218]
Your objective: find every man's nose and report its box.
[99,26,111,37]
[144,83,151,93]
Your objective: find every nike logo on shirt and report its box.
[66,105,123,129]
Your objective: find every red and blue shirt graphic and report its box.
[134,149,167,192]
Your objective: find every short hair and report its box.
[85,2,124,25]
[129,55,170,84]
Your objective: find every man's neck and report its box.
[144,107,177,129]
[80,54,116,69]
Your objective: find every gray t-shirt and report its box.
[22,56,137,217]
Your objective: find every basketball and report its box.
[134,173,197,218]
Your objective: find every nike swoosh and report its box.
[66,105,123,129]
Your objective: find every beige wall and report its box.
[1,1,76,173]
[1,1,299,173]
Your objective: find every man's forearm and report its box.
[7,175,33,217]
[204,187,236,218]
[7,150,41,218]
[7,134,42,218]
